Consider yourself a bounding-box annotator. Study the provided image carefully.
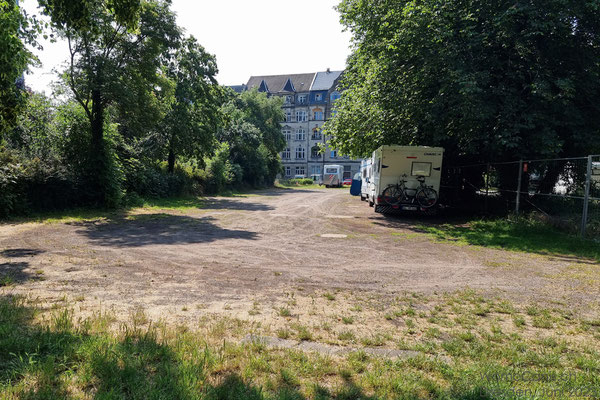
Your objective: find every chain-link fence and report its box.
[441,155,600,238]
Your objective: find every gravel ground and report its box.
[1,188,598,325]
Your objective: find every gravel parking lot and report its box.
[1,188,598,326]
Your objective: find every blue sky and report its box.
[22,0,352,93]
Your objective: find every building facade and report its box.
[244,70,361,181]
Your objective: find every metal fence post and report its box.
[485,163,490,213]
[581,155,593,237]
[515,160,523,216]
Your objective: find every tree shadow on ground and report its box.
[201,198,275,211]
[71,214,258,248]
[0,248,46,286]
[0,261,33,286]
[0,248,45,257]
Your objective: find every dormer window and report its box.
[315,93,322,101]
[298,94,307,104]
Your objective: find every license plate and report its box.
[402,206,418,211]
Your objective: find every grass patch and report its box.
[278,307,291,317]
[2,293,600,398]
[323,292,336,301]
[419,218,600,261]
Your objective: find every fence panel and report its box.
[443,155,600,237]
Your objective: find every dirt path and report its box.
[1,188,598,324]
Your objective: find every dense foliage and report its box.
[218,89,285,188]
[326,0,600,164]
[0,0,285,218]
[0,0,40,136]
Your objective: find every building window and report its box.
[296,147,305,159]
[313,110,323,120]
[330,92,341,101]
[311,128,322,140]
[311,146,320,158]
[315,93,322,101]
[282,148,291,159]
[295,110,307,122]
[297,94,307,104]
[311,165,321,175]
[284,95,293,104]
[295,128,305,141]
[285,110,292,122]
[282,127,291,141]
[330,150,337,158]
[295,166,305,176]
[285,166,291,176]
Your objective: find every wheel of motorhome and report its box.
[416,187,438,208]
[382,185,402,206]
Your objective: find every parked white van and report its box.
[323,164,344,188]
[367,145,444,213]
[360,159,372,201]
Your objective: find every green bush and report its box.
[204,143,243,194]
[281,178,314,186]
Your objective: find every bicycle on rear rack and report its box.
[381,174,438,208]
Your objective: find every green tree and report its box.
[219,89,285,187]
[5,93,57,159]
[162,36,221,173]
[0,0,39,137]
[326,0,600,164]
[39,0,180,204]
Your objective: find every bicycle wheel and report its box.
[382,185,402,206]
[416,187,438,208]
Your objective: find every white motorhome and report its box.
[360,158,372,201]
[323,164,344,188]
[367,145,444,213]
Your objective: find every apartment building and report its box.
[244,70,361,181]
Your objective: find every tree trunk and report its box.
[89,89,106,205]
[168,147,175,173]
[90,89,104,149]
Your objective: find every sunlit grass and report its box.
[2,290,600,399]
[418,218,600,261]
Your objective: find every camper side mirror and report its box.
[381,164,389,169]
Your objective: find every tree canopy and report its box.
[218,89,285,187]
[326,0,600,163]
[0,0,39,136]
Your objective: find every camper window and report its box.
[325,167,338,174]
[593,162,600,175]
[411,162,432,177]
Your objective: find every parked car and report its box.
[343,178,352,186]
[323,165,343,188]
